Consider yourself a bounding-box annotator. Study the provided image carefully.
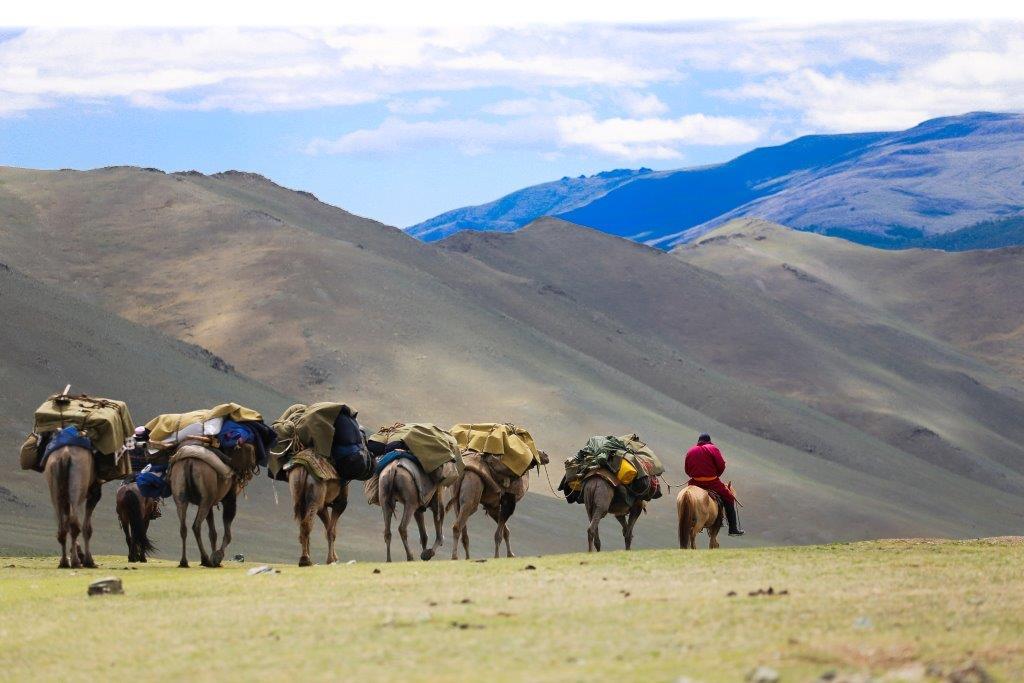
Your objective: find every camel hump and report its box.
[171,443,233,479]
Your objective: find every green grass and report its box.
[1,539,1021,682]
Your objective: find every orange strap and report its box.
[691,476,718,482]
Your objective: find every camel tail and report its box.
[380,464,397,510]
[183,460,201,504]
[445,476,460,513]
[125,488,156,554]
[677,490,695,549]
[292,468,315,520]
[55,455,72,516]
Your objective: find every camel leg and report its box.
[176,500,190,567]
[414,507,429,555]
[421,496,443,561]
[50,474,70,569]
[298,505,315,567]
[212,490,236,567]
[492,515,503,559]
[398,501,417,562]
[622,506,641,551]
[206,508,218,554]
[319,507,341,564]
[452,494,477,560]
[383,496,396,563]
[80,482,101,568]
[193,501,214,568]
[66,472,87,570]
[502,522,515,558]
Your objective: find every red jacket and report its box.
[685,443,726,480]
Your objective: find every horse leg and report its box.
[176,500,190,568]
[212,490,236,567]
[193,501,214,567]
[81,482,101,568]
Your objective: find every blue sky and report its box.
[1,23,1023,226]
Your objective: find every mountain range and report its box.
[409,112,1024,250]
[2,164,1024,561]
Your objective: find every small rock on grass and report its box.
[747,666,780,683]
[87,577,123,596]
[523,564,536,571]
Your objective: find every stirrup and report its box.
[728,528,745,536]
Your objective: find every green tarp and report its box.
[566,434,664,481]
[369,423,464,475]
[33,394,134,457]
[269,403,344,477]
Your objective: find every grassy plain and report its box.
[1,539,1020,682]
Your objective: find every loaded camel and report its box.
[378,459,447,562]
[289,406,366,566]
[44,445,102,568]
[582,472,645,552]
[169,443,240,568]
[448,450,550,560]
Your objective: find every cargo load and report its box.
[23,392,134,481]
[269,403,372,482]
[559,434,664,505]
[144,403,275,485]
[449,423,541,477]
[363,423,465,506]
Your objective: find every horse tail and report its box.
[677,489,695,549]
[125,487,156,554]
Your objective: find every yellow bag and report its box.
[617,458,638,484]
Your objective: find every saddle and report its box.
[283,449,339,482]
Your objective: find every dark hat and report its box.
[697,433,712,444]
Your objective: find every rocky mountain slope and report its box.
[3,166,1023,560]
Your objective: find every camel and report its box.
[44,445,102,568]
[288,405,367,566]
[378,458,446,562]
[676,484,723,549]
[582,474,645,552]
[449,451,550,560]
[115,480,158,562]
[169,443,238,568]
[290,469,348,566]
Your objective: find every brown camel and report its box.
[289,467,348,566]
[115,480,158,562]
[583,474,644,552]
[44,445,102,568]
[676,484,723,549]
[169,444,238,568]
[378,459,445,562]
[449,451,550,560]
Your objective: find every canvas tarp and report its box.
[618,433,664,476]
[266,403,344,478]
[33,394,134,457]
[146,403,264,443]
[450,423,540,477]
[368,423,464,475]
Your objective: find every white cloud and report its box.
[386,96,448,114]
[556,113,761,158]
[306,116,550,155]
[619,90,669,116]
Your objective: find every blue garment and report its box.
[40,425,93,469]
[373,449,418,475]
[218,420,255,450]
[136,464,170,498]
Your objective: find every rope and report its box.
[541,460,558,495]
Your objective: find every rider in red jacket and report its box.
[685,433,744,536]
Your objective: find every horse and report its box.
[289,405,366,566]
[676,484,723,549]
[449,451,550,560]
[378,458,446,562]
[582,474,645,552]
[44,445,102,568]
[115,480,158,562]
[168,443,238,568]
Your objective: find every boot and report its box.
[724,500,745,536]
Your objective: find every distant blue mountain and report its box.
[407,168,654,241]
[408,112,1024,250]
